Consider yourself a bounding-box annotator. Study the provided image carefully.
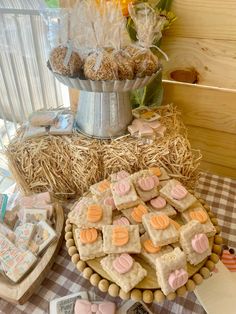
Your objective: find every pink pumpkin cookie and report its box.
[132,170,160,202]
[148,196,177,217]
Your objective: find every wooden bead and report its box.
[213,244,222,255]
[131,289,142,301]
[65,224,72,232]
[215,226,221,234]
[200,267,211,279]
[98,279,109,292]
[154,290,165,303]
[210,253,220,263]
[108,284,120,298]
[205,260,215,271]
[90,273,101,287]
[119,289,130,300]
[176,286,187,297]
[204,204,210,212]
[83,267,93,279]
[77,260,86,272]
[186,279,195,292]
[166,292,176,301]
[142,290,153,304]
[68,246,77,256]
[66,239,74,248]
[71,253,80,264]
[208,212,215,218]
[211,218,218,226]
[193,273,203,285]
[66,218,71,225]
[65,232,73,240]
[214,235,223,245]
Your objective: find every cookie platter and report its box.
[65,168,222,303]
[0,193,64,304]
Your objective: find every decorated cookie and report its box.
[90,179,111,196]
[132,170,159,202]
[121,202,150,233]
[111,178,139,210]
[148,196,177,217]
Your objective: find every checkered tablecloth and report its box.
[0,172,235,314]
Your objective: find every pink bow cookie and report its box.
[74,300,116,314]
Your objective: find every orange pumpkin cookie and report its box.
[112,226,129,246]
[143,239,161,253]
[80,228,98,244]
[87,204,103,223]
[90,179,111,195]
[131,204,148,223]
[170,219,181,230]
[189,209,208,224]
[150,215,170,230]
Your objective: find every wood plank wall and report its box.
[162,0,236,178]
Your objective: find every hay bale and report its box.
[6,105,201,200]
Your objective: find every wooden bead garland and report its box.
[98,279,109,292]
[90,273,101,287]
[167,292,176,301]
[176,286,187,297]
[65,231,72,240]
[200,267,210,279]
[154,290,165,303]
[186,279,195,292]
[142,290,153,303]
[119,289,130,300]
[193,273,203,285]
[83,267,93,279]
[68,246,77,256]
[76,260,86,272]
[71,254,80,264]
[108,284,120,297]
[131,289,142,301]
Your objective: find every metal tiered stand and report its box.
[54,69,161,139]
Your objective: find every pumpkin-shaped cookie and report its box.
[143,239,161,254]
[112,253,133,274]
[80,228,98,244]
[168,269,188,290]
[170,219,181,230]
[191,233,209,253]
[171,184,188,200]
[112,226,129,246]
[98,180,110,193]
[131,204,148,223]
[138,176,158,191]
[103,196,115,209]
[113,217,130,225]
[116,170,129,181]
[87,204,103,223]
[114,180,130,196]
[150,196,166,210]
[149,167,162,177]
[150,214,170,230]
[189,209,208,224]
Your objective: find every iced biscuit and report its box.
[181,202,216,237]
[131,170,159,202]
[101,254,147,293]
[140,233,173,269]
[121,202,150,234]
[74,228,105,261]
[68,198,113,229]
[102,225,141,254]
[155,247,188,295]
[111,178,140,210]
[179,220,211,265]
[148,196,177,217]
[160,179,197,212]
[142,213,179,247]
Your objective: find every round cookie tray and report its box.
[65,195,222,303]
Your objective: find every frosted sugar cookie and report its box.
[101,254,147,293]
[142,213,179,246]
[179,220,211,265]
[160,179,197,212]
[132,170,160,202]
[102,225,141,254]
[74,228,105,261]
[156,247,188,295]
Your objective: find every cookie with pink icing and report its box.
[111,178,139,210]
[110,170,130,182]
[132,170,160,202]
[112,253,133,274]
[113,216,130,225]
[149,196,177,217]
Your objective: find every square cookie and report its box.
[140,233,173,269]
[148,196,177,217]
[179,220,211,265]
[121,202,150,234]
[142,213,179,246]
[93,192,116,211]
[131,170,160,202]
[101,254,147,293]
[90,179,111,196]
[68,198,113,230]
[156,247,188,295]
[74,228,105,261]
[111,178,140,210]
[148,167,170,181]
[102,225,141,254]
[181,202,216,237]
[160,179,197,212]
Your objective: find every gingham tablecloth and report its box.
[0,172,235,314]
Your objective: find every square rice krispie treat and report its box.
[156,247,188,295]
[179,220,211,265]
[93,192,116,211]
[110,170,130,182]
[111,178,140,210]
[148,196,177,217]
[103,225,141,254]
[160,179,197,212]
[140,233,173,269]
[181,202,216,237]
[74,228,105,261]
[142,213,179,247]
[131,170,160,202]
[148,167,170,181]
[90,179,111,196]
[68,198,112,229]
[121,202,150,234]
[100,254,147,293]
